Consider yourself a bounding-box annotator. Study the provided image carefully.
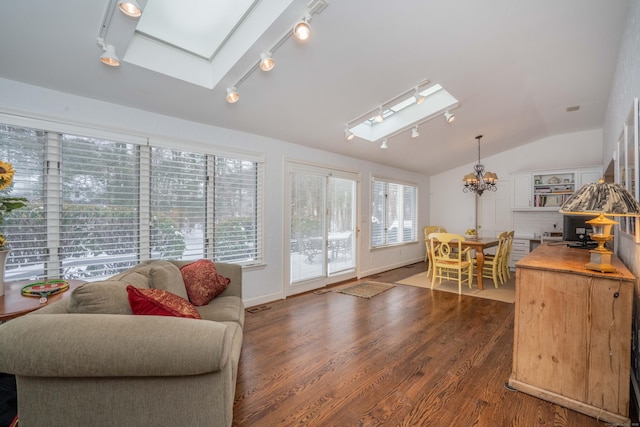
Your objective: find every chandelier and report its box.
[462,135,498,196]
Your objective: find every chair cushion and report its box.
[180,259,230,306]
[126,286,201,319]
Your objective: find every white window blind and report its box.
[213,156,263,264]
[0,125,47,280]
[151,147,207,260]
[371,178,418,248]
[60,134,141,279]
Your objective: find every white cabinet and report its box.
[510,167,602,211]
[510,238,530,268]
[511,173,532,209]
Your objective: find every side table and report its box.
[0,279,85,321]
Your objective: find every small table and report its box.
[460,237,500,290]
[0,279,85,321]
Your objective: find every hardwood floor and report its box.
[233,263,625,426]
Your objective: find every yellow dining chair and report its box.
[423,226,447,279]
[428,232,473,294]
[475,231,509,288]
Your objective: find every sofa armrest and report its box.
[212,262,242,299]
[0,314,233,377]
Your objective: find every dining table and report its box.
[460,237,500,290]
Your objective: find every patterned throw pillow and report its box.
[126,285,201,319]
[180,259,231,306]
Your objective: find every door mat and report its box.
[337,281,395,299]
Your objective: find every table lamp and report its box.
[559,179,640,273]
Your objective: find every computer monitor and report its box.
[563,215,594,247]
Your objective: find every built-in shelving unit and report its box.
[532,172,574,208]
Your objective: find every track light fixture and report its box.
[225,0,328,104]
[226,87,239,104]
[444,111,455,123]
[118,0,142,18]
[97,38,120,67]
[293,15,312,41]
[411,126,420,138]
[413,87,426,105]
[259,52,275,71]
[380,139,388,149]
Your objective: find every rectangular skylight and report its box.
[135,0,259,59]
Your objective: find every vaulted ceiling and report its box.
[0,0,630,174]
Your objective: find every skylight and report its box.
[350,84,459,142]
[135,0,258,60]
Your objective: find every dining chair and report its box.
[423,226,447,278]
[475,231,509,288]
[500,231,514,282]
[428,232,473,294]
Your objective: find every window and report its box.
[371,178,418,247]
[0,119,263,281]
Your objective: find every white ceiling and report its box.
[0,0,630,175]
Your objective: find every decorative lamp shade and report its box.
[559,179,640,273]
[559,180,640,216]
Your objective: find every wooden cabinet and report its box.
[509,244,634,426]
[510,167,602,211]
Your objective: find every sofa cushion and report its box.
[67,280,132,314]
[148,261,190,300]
[180,259,230,306]
[196,296,245,328]
[109,264,153,289]
[126,286,201,319]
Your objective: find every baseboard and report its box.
[358,257,423,279]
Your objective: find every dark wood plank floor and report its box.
[233,262,628,426]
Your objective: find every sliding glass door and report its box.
[287,162,358,295]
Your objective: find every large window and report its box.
[0,120,263,281]
[371,178,418,247]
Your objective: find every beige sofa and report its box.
[0,260,244,427]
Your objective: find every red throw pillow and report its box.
[180,259,231,306]
[126,285,201,319]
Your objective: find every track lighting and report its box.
[293,15,311,40]
[444,111,455,123]
[226,87,239,104]
[411,126,419,138]
[344,127,354,141]
[413,87,426,105]
[259,52,275,71]
[380,139,388,149]
[98,41,120,67]
[118,0,142,18]
[374,107,384,123]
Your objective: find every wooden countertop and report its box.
[515,242,635,281]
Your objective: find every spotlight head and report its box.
[411,126,419,138]
[226,87,239,104]
[414,88,426,105]
[344,128,354,141]
[294,16,311,40]
[100,44,121,67]
[118,0,142,18]
[259,52,275,72]
[444,111,455,123]
[380,139,388,149]
[374,107,384,123]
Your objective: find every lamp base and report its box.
[585,250,617,273]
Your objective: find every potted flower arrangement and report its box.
[0,160,27,294]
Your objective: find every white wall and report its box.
[0,77,429,306]
[430,129,604,236]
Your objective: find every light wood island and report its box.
[509,243,634,427]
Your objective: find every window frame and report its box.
[370,176,418,248]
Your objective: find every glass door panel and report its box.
[290,173,326,284]
[327,177,356,275]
